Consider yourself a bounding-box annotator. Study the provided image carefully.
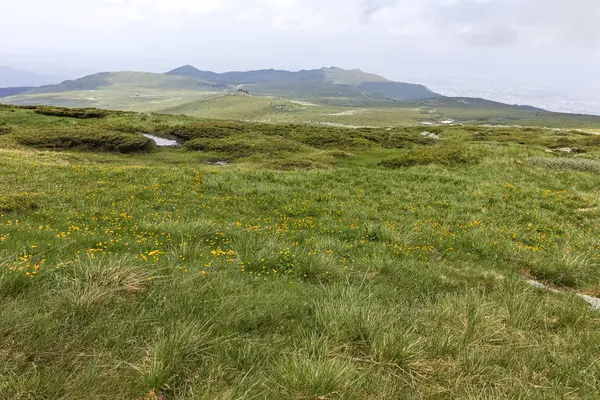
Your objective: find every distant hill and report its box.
[26,71,223,95]
[166,65,290,85]
[29,73,113,94]
[0,66,61,87]
[166,65,440,101]
[3,66,570,126]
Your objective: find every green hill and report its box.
[166,65,439,101]
[6,66,600,128]
[165,65,291,85]
[3,72,222,112]
[28,71,220,94]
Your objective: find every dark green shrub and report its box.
[32,106,108,119]
[0,193,38,213]
[153,121,250,140]
[0,122,11,135]
[529,157,600,173]
[185,135,303,157]
[16,130,154,153]
[292,132,374,149]
[379,144,478,168]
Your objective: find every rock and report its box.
[420,131,441,140]
[205,160,230,166]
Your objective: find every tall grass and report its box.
[1,105,600,398]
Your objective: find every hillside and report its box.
[1,104,600,398]
[165,65,291,85]
[2,71,223,112]
[5,66,600,128]
[28,71,221,94]
[166,65,438,100]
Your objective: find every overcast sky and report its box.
[2,0,600,111]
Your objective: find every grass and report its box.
[1,105,600,398]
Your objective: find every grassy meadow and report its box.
[1,105,600,399]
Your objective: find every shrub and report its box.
[379,144,478,168]
[16,130,154,153]
[185,135,303,157]
[0,193,38,213]
[32,106,108,119]
[529,157,600,173]
[0,122,11,135]
[292,132,374,149]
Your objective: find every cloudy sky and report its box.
[2,0,600,112]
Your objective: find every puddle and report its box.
[143,134,182,147]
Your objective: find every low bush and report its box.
[379,144,479,168]
[155,123,238,140]
[32,106,109,119]
[16,130,154,153]
[0,193,38,213]
[0,122,11,135]
[529,157,600,173]
[185,135,304,157]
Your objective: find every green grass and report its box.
[1,105,600,399]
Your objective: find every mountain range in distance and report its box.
[164,65,440,101]
[0,65,442,102]
[5,64,590,128]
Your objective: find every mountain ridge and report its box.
[165,65,440,101]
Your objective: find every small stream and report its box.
[143,134,182,147]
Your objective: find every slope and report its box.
[28,71,221,94]
[4,71,223,111]
[166,65,439,101]
[166,65,291,85]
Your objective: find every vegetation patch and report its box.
[0,122,11,135]
[379,144,480,168]
[529,157,600,173]
[0,193,38,213]
[15,130,153,153]
[31,106,109,119]
[185,135,305,157]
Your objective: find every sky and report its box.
[2,0,600,112]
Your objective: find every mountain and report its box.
[0,66,61,87]
[166,65,440,101]
[165,65,290,85]
[27,71,221,95]
[3,66,568,127]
